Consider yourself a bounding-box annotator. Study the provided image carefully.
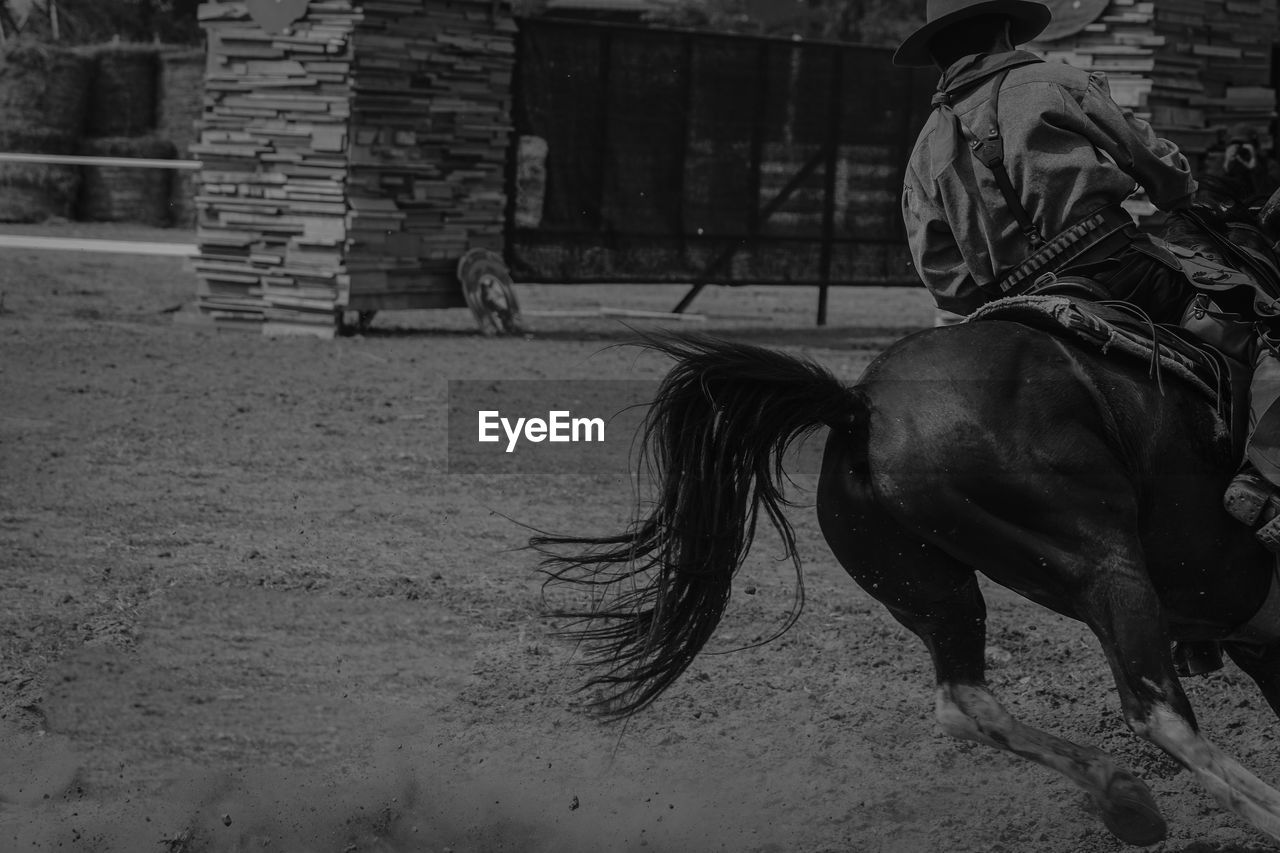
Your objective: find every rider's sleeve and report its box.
[1069,72,1198,211]
[903,170,981,316]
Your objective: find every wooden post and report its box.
[817,46,843,327]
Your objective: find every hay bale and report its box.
[168,169,199,229]
[76,136,176,226]
[0,128,81,222]
[84,44,160,138]
[156,48,206,157]
[0,42,93,137]
[156,48,205,229]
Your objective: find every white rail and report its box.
[0,153,203,256]
[0,235,197,256]
[0,153,203,170]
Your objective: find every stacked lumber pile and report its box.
[192,0,517,337]
[1153,0,1278,152]
[345,0,516,310]
[192,2,359,335]
[1032,0,1278,165]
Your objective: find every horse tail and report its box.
[533,332,867,718]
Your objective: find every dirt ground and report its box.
[4,227,1280,853]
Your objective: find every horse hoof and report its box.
[1096,773,1167,847]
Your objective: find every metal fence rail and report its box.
[0,234,196,255]
[0,153,200,256]
[0,153,203,170]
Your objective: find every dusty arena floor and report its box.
[3,229,1280,852]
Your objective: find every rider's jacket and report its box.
[902,50,1198,316]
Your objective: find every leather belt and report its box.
[993,205,1136,297]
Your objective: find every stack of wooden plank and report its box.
[1033,1,1158,114]
[1152,0,1277,156]
[192,0,517,336]
[344,0,516,310]
[193,1,359,335]
[1031,0,1278,163]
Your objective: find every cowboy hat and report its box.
[893,0,1052,68]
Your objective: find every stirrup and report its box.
[1223,467,1280,553]
[1258,515,1280,552]
[1224,468,1278,525]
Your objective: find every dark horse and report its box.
[535,250,1280,845]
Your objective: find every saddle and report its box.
[1161,208,1280,321]
[969,288,1252,459]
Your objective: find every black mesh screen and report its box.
[509,19,937,285]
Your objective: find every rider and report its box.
[894,0,1280,560]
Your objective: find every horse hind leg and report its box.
[934,681,1166,844]
[891,581,1166,847]
[815,455,1166,844]
[1075,546,1280,842]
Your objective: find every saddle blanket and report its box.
[968,293,1247,454]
